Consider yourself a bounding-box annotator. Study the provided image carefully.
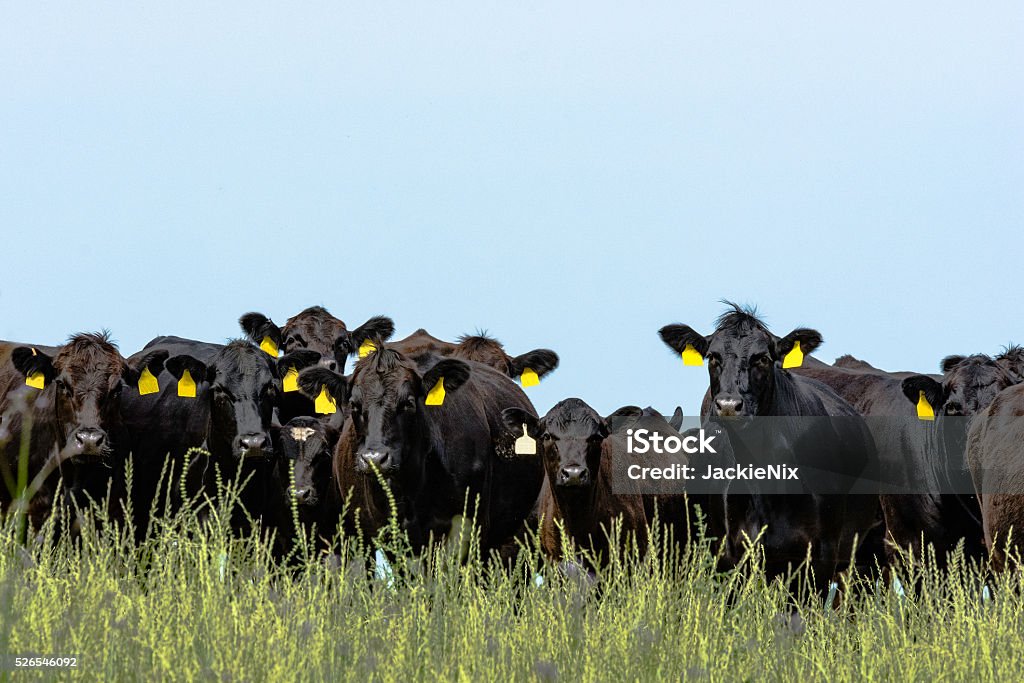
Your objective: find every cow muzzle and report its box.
[357,450,397,475]
[557,465,589,487]
[70,427,108,458]
[292,487,318,506]
[238,433,270,458]
[714,397,745,417]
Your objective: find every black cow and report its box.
[276,416,342,549]
[502,400,649,565]
[297,344,543,555]
[239,308,393,424]
[795,355,986,564]
[120,336,308,550]
[0,334,164,529]
[659,303,881,587]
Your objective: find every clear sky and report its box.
[2,2,1021,415]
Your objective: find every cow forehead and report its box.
[545,399,601,437]
[284,311,345,340]
[289,426,317,442]
[709,326,774,355]
[54,345,126,391]
[213,345,276,389]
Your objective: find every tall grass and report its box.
[2,462,1024,681]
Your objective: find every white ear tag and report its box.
[514,424,536,455]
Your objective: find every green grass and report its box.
[2,465,1024,682]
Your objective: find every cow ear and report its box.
[349,316,396,355]
[509,349,559,381]
[941,355,967,373]
[502,407,540,438]
[165,355,209,383]
[11,347,57,385]
[421,358,471,395]
[605,405,643,434]
[297,367,349,404]
[123,349,169,387]
[658,324,709,357]
[333,331,354,360]
[902,375,946,410]
[776,328,823,361]
[669,406,685,431]
[239,312,282,349]
[276,350,322,379]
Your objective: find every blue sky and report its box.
[2,2,1021,415]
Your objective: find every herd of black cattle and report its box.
[4,303,1024,585]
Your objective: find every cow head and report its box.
[278,416,338,508]
[164,341,291,461]
[659,303,822,417]
[239,308,395,374]
[902,354,1018,417]
[503,400,636,488]
[453,334,559,382]
[297,347,470,477]
[11,333,167,462]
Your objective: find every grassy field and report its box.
[2,467,1024,682]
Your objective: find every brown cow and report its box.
[389,329,559,384]
[0,333,165,528]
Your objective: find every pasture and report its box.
[1,469,1022,682]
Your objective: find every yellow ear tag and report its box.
[25,371,45,390]
[681,344,704,366]
[358,340,376,358]
[520,368,540,387]
[260,336,279,357]
[425,378,446,406]
[178,369,197,398]
[917,390,935,421]
[514,424,536,455]
[782,340,804,369]
[138,367,160,396]
[314,386,337,414]
[283,366,299,393]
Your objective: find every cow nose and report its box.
[715,398,744,416]
[293,487,313,504]
[239,433,267,451]
[74,428,105,452]
[359,450,391,470]
[318,357,339,372]
[559,465,589,486]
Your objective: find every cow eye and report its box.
[541,433,555,442]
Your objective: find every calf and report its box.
[0,334,164,529]
[298,343,543,554]
[276,416,342,548]
[502,399,649,565]
[659,303,881,588]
